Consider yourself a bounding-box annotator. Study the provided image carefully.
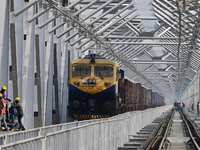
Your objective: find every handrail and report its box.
[0,106,172,146]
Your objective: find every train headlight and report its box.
[92,79,96,84]
[104,82,111,86]
[88,79,93,84]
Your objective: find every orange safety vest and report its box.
[4,99,7,105]
[2,91,7,106]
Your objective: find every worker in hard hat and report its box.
[0,94,8,131]
[0,86,11,121]
[11,97,26,130]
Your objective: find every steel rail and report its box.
[181,111,200,150]
[46,0,164,94]
[145,111,173,150]
[157,110,200,150]
[137,110,173,150]
[157,110,174,150]
[183,112,200,137]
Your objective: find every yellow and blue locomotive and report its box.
[68,54,121,119]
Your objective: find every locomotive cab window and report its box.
[72,65,91,76]
[94,66,113,77]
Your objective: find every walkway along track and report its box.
[118,109,200,150]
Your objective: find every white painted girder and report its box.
[23,14,35,129]
[12,0,24,101]
[60,39,69,123]
[0,0,9,88]
[45,33,54,126]
[55,16,62,124]
[37,10,46,127]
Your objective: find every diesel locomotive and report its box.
[68,54,165,120]
[68,54,122,119]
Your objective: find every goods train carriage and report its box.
[161,95,166,106]
[124,79,131,111]
[139,86,147,110]
[130,82,134,111]
[121,81,137,111]
[136,83,144,110]
[158,94,162,106]
[158,94,165,106]
[132,83,137,111]
[147,89,152,108]
[152,92,156,107]
[144,88,147,109]
[155,92,158,107]
[117,70,126,111]
[68,54,121,119]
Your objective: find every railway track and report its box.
[118,109,200,150]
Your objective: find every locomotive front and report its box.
[68,55,119,120]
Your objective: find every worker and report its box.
[11,97,26,130]
[0,86,11,121]
[182,102,185,111]
[197,102,200,115]
[0,94,8,131]
[177,103,182,111]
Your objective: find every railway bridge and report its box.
[0,0,200,149]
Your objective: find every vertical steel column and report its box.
[45,33,54,126]
[15,1,24,101]
[10,1,19,100]
[53,43,60,124]
[35,34,43,127]
[22,3,36,129]
[60,41,69,122]
[69,28,75,61]
[198,72,200,104]
[55,16,62,123]
[0,0,9,88]
[59,21,70,122]
[37,7,47,127]
[193,80,195,113]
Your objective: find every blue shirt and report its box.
[0,91,5,99]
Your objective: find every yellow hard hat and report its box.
[1,86,6,90]
[0,94,2,97]
[15,97,20,101]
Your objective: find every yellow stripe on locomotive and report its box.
[69,58,118,94]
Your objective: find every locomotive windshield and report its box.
[94,66,113,77]
[72,65,91,76]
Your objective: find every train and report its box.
[68,54,165,120]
